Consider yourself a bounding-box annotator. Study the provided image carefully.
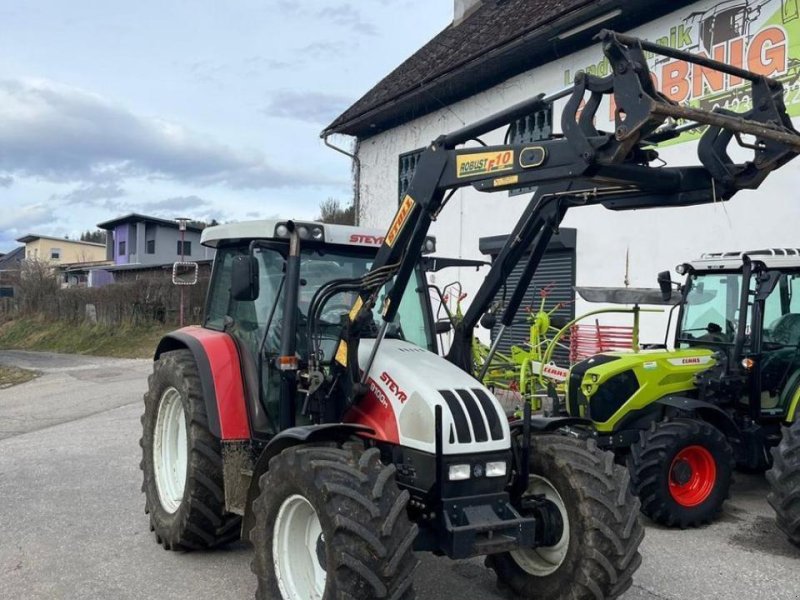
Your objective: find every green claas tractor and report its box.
[565,249,800,539]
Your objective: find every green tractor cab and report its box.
[564,250,800,536]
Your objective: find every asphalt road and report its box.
[1,349,799,600]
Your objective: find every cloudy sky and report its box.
[0,0,453,252]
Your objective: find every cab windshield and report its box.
[205,243,435,359]
[677,273,742,347]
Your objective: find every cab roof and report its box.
[200,219,388,249]
[689,249,800,271]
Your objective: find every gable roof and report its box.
[325,0,695,138]
[0,246,24,271]
[96,213,205,232]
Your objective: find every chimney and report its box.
[454,0,482,26]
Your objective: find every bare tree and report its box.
[317,198,355,225]
[18,258,60,314]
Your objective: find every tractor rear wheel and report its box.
[486,435,643,600]
[767,419,800,545]
[250,444,418,600]
[140,349,240,550]
[629,418,733,528]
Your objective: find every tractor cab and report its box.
[679,249,800,419]
[199,219,437,439]
[567,250,800,434]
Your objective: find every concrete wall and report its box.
[355,0,800,344]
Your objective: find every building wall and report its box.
[23,239,106,265]
[110,223,212,265]
[356,0,800,343]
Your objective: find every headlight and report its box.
[297,225,310,239]
[485,461,507,478]
[311,226,324,240]
[448,464,471,481]
[275,224,289,237]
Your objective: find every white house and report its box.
[325,0,800,346]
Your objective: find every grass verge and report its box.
[0,365,38,388]
[0,317,174,359]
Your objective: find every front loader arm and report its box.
[317,29,800,412]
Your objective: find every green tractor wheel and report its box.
[628,418,733,528]
[766,419,800,545]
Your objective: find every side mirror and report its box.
[435,320,452,334]
[480,312,497,329]
[657,270,672,302]
[231,255,259,301]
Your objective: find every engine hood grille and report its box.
[439,388,505,444]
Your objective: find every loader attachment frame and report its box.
[309,29,800,418]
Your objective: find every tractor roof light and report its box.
[274,221,325,242]
[676,263,688,275]
[422,236,436,255]
[741,357,755,370]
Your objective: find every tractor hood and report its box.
[345,339,511,455]
[567,347,716,432]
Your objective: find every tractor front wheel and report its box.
[140,349,241,550]
[486,435,644,600]
[629,418,733,528]
[767,419,800,545]
[250,444,418,600]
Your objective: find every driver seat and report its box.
[770,313,800,347]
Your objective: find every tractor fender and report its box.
[241,423,374,536]
[655,396,741,440]
[154,326,250,440]
[509,416,593,433]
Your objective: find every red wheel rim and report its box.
[668,445,717,507]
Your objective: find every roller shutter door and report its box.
[480,230,576,367]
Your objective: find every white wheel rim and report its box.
[153,387,188,514]
[273,494,327,600]
[510,475,570,576]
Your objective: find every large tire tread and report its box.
[767,419,800,545]
[629,417,733,528]
[140,349,240,551]
[488,435,644,600]
[250,444,418,600]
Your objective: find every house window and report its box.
[50,248,61,260]
[177,240,192,256]
[146,240,155,254]
[118,240,126,255]
[398,149,424,203]
[507,106,553,196]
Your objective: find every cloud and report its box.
[0,175,12,187]
[263,90,353,124]
[296,41,352,59]
[61,182,127,205]
[122,195,226,224]
[0,78,324,189]
[317,4,376,36]
[0,203,58,248]
[140,195,210,212]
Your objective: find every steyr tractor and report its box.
[563,249,800,539]
[140,30,800,600]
